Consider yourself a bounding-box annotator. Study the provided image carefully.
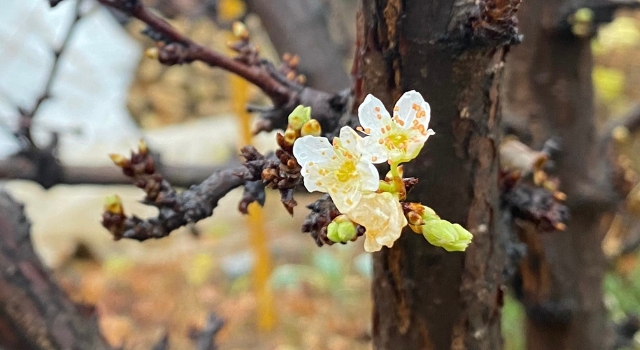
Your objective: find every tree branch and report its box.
[0,155,236,188]
[19,0,84,143]
[102,140,301,241]
[96,0,350,134]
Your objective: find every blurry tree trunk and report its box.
[502,1,617,349]
[245,0,350,92]
[0,192,112,350]
[357,1,518,349]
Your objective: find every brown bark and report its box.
[0,191,112,350]
[359,1,519,349]
[502,1,615,349]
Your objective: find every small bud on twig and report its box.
[232,21,249,40]
[109,153,129,168]
[300,119,321,137]
[104,194,124,215]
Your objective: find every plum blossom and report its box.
[357,90,435,164]
[293,126,379,213]
[345,192,408,252]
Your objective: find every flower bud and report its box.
[145,47,159,59]
[283,126,298,146]
[406,211,424,226]
[138,139,149,156]
[300,119,321,137]
[405,203,439,222]
[327,215,357,243]
[104,194,124,215]
[421,219,473,252]
[109,153,129,168]
[232,21,249,40]
[420,206,439,222]
[287,105,312,130]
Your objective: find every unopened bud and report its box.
[553,191,567,201]
[613,126,630,143]
[422,219,473,252]
[300,119,321,137]
[327,215,357,243]
[283,126,298,146]
[109,153,129,168]
[287,105,312,130]
[232,21,249,40]
[409,224,422,234]
[145,47,158,59]
[104,194,124,215]
[406,211,424,226]
[420,206,439,222]
[138,139,148,156]
[289,54,300,68]
[405,203,439,222]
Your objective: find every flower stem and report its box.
[389,162,406,200]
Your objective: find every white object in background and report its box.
[0,0,141,162]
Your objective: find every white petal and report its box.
[360,136,389,164]
[357,160,380,192]
[330,186,362,214]
[364,234,383,252]
[338,126,365,155]
[292,135,333,165]
[302,169,326,193]
[357,94,391,133]
[394,90,431,127]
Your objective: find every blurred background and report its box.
[1,0,640,349]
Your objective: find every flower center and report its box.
[386,130,408,150]
[336,160,357,182]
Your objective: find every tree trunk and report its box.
[502,1,615,349]
[0,191,112,350]
[357,1,519,349]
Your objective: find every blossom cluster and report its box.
[292,91,472,252]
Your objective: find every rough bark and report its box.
[359,1,519,349]
[0,191,112,350]
[244,0,350,92]
[502,1,614,349]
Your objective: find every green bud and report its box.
[421,219,473,252]
[288,105,312,130]
[327,215,357,243]
[420,206,439,222]
[300,119,322,137]
[573,8,593,23]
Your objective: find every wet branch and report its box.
[96,0,349,134]
[102,141,301,241]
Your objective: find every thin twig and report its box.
[20,0,84,142]
[95,0,349,133]
[101,142,302,241]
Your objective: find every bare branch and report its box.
[189,313,224,350]
[102,144,268,241]
[102,138,302,241]
[96,0,349,134]
[21,0,84,143]
[0,155,236,188]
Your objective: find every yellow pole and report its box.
[219,0,275,328]
[230,61,277,331]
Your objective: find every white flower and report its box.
[293,126,380,213]
[346,192,408,252]
[357,90,435,164]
